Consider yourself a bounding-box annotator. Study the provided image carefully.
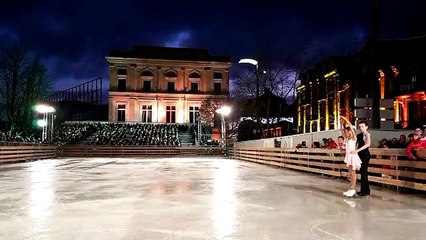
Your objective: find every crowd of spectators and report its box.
[1,122,215,146]
[52,122,97,145]
[88,123,180,146]
[296,137,346,150]
[295,128,426,160]
[0,131,40,145]
[377,134,409,148]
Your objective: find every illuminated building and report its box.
[106,46,231,123]
[297,36,426,132]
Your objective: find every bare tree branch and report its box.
[0,44,51,134]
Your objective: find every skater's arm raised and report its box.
[340,116,356,141]
[339,116,346,138]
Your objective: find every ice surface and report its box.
[0,157,424,240]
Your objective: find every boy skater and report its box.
[351,120,371,197]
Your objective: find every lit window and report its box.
[117,104,126,122]
[166,106,176,123]
[141,105,152,122]
[189,106,200,123]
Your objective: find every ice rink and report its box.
[0,157,425,240]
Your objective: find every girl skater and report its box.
[340,116,362,197]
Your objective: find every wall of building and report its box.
[106,57,230,123]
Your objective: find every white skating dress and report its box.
[344,139,362,170]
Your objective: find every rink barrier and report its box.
[229,147,426,191]
[0,145,57,164]
[57,145,226,157]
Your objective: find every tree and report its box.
[0,44,51,135]
[199,95,226,126]
[199,95,240,144]
[231,61,300,138]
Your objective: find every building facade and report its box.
[297,36,426,133]
[106,46,231,123]
[297,57,354,133]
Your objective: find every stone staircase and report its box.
[178,130,194,146]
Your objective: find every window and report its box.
[214,82,221,93]
[143,81,151,92]
[189,106,200,123]
[191,83,198,93]
[117,68,127,75]
[189,71,201,78]
[165,70,177,78]
[141,69,153,77]
[141,105,152,123]
[166,106,176,123]
[118,79,126,91]
[167,82,175,93]
[117,104,126,122]
[213,72,222,79]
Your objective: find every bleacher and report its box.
[52,122,182,146]
[1,121,215,147]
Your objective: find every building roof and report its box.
[108,45,230,62]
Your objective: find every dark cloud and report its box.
[0,0,424,91]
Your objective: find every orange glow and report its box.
[396,97,409,124]
[394,101,399,122]
[379,76,385,99]
[398,95,410,99]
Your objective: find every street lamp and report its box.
[35,104,55,142]
[239,58,259,99]
[216,106,231,148]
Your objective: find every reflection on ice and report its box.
[212,161,237,239]
[28,161,55,222]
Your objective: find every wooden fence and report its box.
[57,145,226,158]
[229,147,426,191]
[0,145,57,164]
[0,145,225,164]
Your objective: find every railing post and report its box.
[395,154,399,192]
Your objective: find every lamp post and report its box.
[239,58,259,99]
[216,106,231,148]
[35,104,55,142]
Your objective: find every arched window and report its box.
[140,68,153,92]
[189,71,201,93]
[213,72,222,79]
[165,69,178,78]
[189,71,201,79]
[140,69,153,77]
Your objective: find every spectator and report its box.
[296,141,307,148]
[397,134,407,148]
[337,136,346,150]
[327,138,338,149]
[388,137,399,148]
[322,138,329,148]
[312,141,321,148]
[407,133,414,143]
[405,129,426,160]
[378,138,389,148]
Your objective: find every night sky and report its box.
[1,0,424,92]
